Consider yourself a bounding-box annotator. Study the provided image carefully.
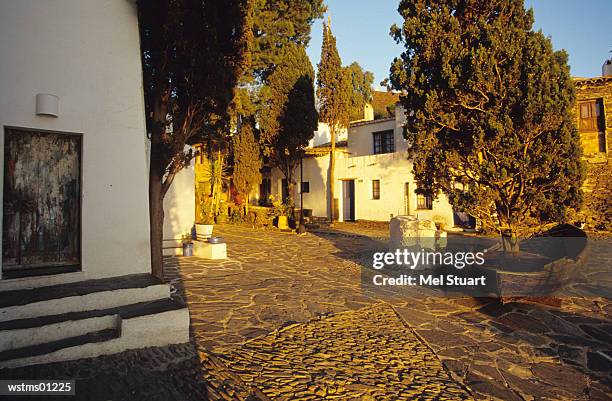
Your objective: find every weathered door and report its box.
[2,128,81,278]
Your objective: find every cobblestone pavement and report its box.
[1,224,608,401]
[0,343,209,401]
[218,302,472,400]
[165,224,611,400]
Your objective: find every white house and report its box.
[0,0,188,368]
[258,104,456,228]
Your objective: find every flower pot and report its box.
[182,242,193,257]
[277,215,289,230]
[215,214,227,224]
[195,223,213,239]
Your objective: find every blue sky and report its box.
[305,0,612,87]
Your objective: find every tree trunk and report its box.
[499,223,519,253]
[149,160,165,279]
[329,126,336,223]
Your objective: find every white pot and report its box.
[195,224,213,239]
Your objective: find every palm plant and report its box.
[199,150,230,217]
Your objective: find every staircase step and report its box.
[0,274,161,308]
[0,329,118,362]
[0,299,186,353]
[0,274,170,322]
[0,298,184,332]
[0,300,189,369]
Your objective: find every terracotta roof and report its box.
[305,140,348,156]
[573,76,612,87]
[311,140,347,149]
[350,117,394,128]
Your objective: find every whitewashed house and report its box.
[258,103,456,227]
[0,0,189,368]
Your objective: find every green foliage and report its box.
[388,0,585,235]
[269,194,291,217]
[251,0,326,81]
[232,123,263,200]
[371,90,399,119]
[260,43,318,201]
[138,0,252,182]
[229,207,245,223]
[199,152,230,216]
[317,20,350,221]
[198,197,214,224]
[317,22,351,131]
[344,62,374,121]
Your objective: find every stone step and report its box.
[0,329,119,363]
[0,299,189,369]
[0,274,170,322]
[0,298,185,353]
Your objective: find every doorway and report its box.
[2,128,82,278]
[342,180,355,221]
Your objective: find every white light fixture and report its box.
[36,93,59,117]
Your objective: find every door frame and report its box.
[2,126,83,279]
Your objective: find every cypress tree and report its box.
[232,122,262,214]
[388,0,585,243]
[344,62,374,121]
[317,20,350,222]
[260,43,318,205]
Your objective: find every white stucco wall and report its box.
[163,164,195,241]
[0,0,151,288]
[308,122,348,147]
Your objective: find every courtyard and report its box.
[168,224,611,400]
[3,223,610,400]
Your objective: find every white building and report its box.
[162,152,196,255]
[259,104,456,228]
[0,0,188,368]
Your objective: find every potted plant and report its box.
[182,234,194,256]
[270,195,289,229]
[195,197,214,239]
[215,203,228,224]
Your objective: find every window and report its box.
[372,180,380,200]
[373,130,395,154]
[417,193,433,210]
[579,99,606,153]
[579,100,602,131]
[301,181,310,193]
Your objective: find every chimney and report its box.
[603,58,612,77]
[363,103,374,121]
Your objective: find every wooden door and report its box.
[2,128,81,278]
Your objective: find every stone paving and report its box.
[0,223,609,400]
[165,224,611,400]
[0,342,210,401]
[218,302,472,400]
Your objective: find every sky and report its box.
[305,0,612,87]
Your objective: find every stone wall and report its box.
[575,77,612,231]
